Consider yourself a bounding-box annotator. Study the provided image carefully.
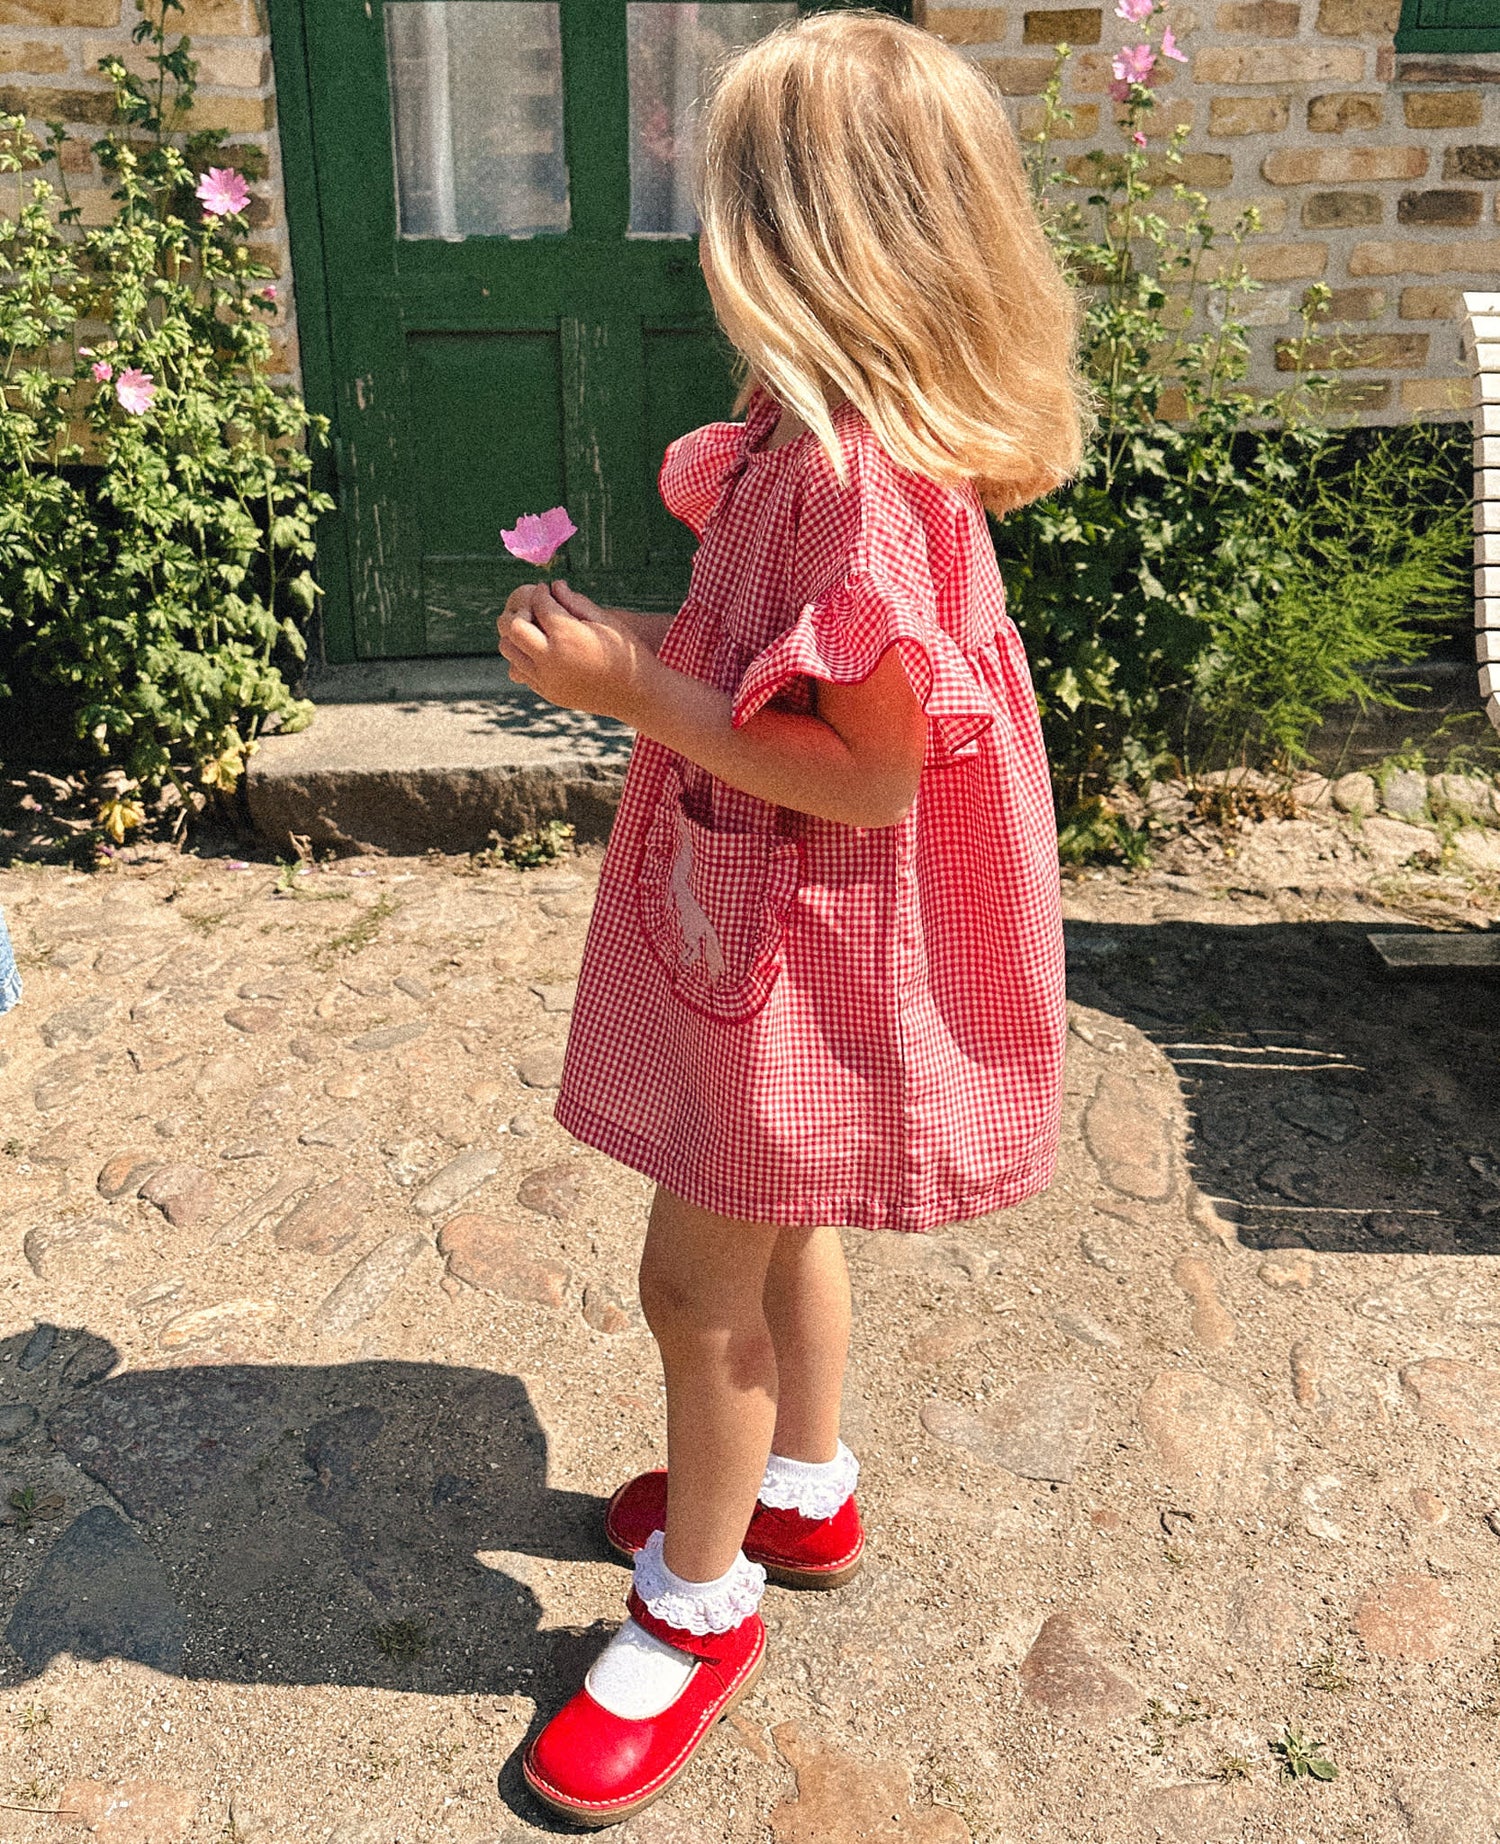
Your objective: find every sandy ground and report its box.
[3,786,1500,1843]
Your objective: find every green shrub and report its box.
[1001,17,1470,855]
[0,0,331,829]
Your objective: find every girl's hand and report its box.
[496,580,656,721]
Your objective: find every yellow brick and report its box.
[187,91,274,133]
[1319,377,1391,410]
[193,41,269,87]
[1403,90,1483,129]
[69,183,116,226]
[1122,97,1195,138]
[1307,92,1383,132]
[1216,0,1300,31]
[0,0,117,21]
[1348,238,1500,275]
[174,0,262,30]
[1205,240,1329,280]
[1276,330,1427,367]
[1263,145,1427,183]
[1400,375,1470,411]
[1023,6,1103,42]
[0,80,114,123]
[1195,44,1364,83]
[1316,285,1387,318]
[921,4,1010,43]
[1209,94,1288,134]
[1070,48,1185,90]
[978,56,1057,93]
[1399,284,1462,317]
[0,40,67,73]
[1016,98,1100,138]
[1315,0,1399,30]
[1163,192,1289,232]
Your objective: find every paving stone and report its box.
[223,1004,281,1035]
[582,1282,631,1332]
[412,1145,507,1218]
[437,1213,570,1306]
[0,1404,38,1442]
[19,1324,57,1370]
[921,1373,1096,1482]
[1290,1339,1323,1409]
[288,1034,329,1063]
[1409,1488,1450,1525]
[157,1297,277,1352]
[1132,1782,1260,1842]
[299,1107,368,1148]
[1226,1576,1315,1659]
[272,1176,369,1254]
[529,980,577,1013]
[1400,1359,1500,1458]
[1352,1572,1458,1662]
[1382,768,1430,821]
[1332,770,1377,814]
[1394,1769,1500,1844]
[907,1317,988,1363]
[1017,1609,1139,1725]
[56,1777,198,1844]
[1080,1226,1131,1271]
[192,1053,254,1098]
[1172,1254,1236,1350]
[34,1050,106,1111]
[349,1019,430,1053]
[394,973,433,1001]
[517,1160,583,1221]
[316,1231,430,1336]
[138,1161,217,1227]
[1051,1307,1122,1350]
[211,1166,317,1247]
[1083,1073,1174,1201]
[5,1504,185,1674]
[96,1151,161,1200]
[23,1216,141,1282]
[1138,1371,1274,1511]
[38,996,117,1046]
[1274,1088,1362,1142]
[1259,1250,1314,1290]
[517,1041,566,1088]
[1452,827,1500,876]
[768,1723,971,1842]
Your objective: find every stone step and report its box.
[244,657,632,856]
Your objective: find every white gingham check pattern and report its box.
[555,393,1066,1233]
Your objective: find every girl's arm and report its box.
[603,608,676,655]
[497,582,926,829]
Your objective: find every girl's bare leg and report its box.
[762,1226,851,1464]
[638,1186,782,1583]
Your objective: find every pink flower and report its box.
[91,360,113,382]
[1115,0,1155,19]
[114,367,156,415]
[1160,25,1188,60]
[262,284,277,299]
[1112,42,1157,85]
[501,506,577,567]
[1132,130,1148,146]
[195,166,251,218]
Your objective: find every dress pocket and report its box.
[637,771,802,1023]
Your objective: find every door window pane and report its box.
[626,3,797,235]
[386,2,568,238]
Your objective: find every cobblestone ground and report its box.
[4,784,1500,1844]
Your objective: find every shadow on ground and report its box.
[1066,917,1500,1256]
[2,1340,613,1710]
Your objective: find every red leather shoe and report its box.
[605,1470,865,1590]
[522,1593,765,1828]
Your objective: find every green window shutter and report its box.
[1398,0,1500,55]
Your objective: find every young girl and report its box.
[497,12,1084,1825]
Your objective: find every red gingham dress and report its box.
[555,392,1065,1233]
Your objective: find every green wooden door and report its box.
[290,0,807,660]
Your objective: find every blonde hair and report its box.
[697,10,1089,516]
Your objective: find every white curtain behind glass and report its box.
[626,3,797,236]
[386,2,569,239]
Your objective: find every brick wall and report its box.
[0,0,297,385]
[920,0,1500,419]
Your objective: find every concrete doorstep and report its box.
[245,657,633,856]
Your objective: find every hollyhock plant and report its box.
[114,367,156,414]
[1160,26,1187,60]
[91,359,113,382]
[195,166,250,219]
[1115,0,1155,20]
[1109,41,1157,99]
[501,506,577,568]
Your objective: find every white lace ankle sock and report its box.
[759,1441,859,1521]
[587,1537,766,1722]
[586,1618,696,1721]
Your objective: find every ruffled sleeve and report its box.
[730,569,1000,765]
[658,421,749,540]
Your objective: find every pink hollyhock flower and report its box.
[1112,42,1157,84]
[114,367,156,415]
[1160,25,1187,59]
[1115,0,1155,20]
[195,166,251,218]
[263,284,277,299]
[1132,130,1148,146]
[501,506,577,567]
[91,360,113,382]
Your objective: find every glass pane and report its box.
[626,2,797,236]
[386,2,568,239]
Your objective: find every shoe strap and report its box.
[626,1589,751,1663]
